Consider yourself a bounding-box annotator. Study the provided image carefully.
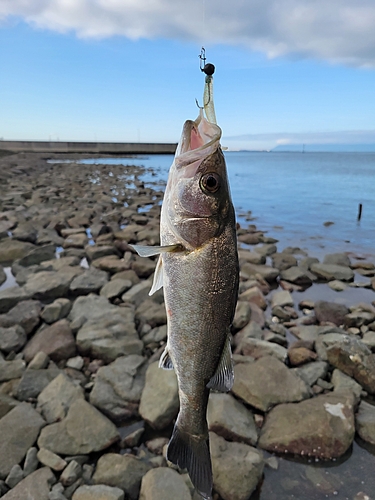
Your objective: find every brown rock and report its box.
[23,319,76,363]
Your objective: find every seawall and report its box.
[0,141,177,154]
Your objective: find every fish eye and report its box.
[200,173,220,193]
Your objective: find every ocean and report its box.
[80,151,375,260]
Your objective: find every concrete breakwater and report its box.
[0,140,177,155]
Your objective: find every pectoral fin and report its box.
[130,244,183,257]
[207,337,234,392]
[149,255,163,295]
[159,346,174,370]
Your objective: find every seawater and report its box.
[80,151,375,259]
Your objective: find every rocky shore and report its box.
[0,152,374,500]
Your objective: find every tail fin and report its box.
[167,424,213,500]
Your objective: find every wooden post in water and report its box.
[357,203,363,222]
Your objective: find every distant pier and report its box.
[0,140,177,155]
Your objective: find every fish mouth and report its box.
[175,109,222,168]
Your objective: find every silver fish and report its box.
[132,83,238,499]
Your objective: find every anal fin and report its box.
[159,346,174,370]
[206,336,234,392]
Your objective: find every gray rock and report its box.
[240,263,279,282]
[233,301,252,330]
[5,464,24,488]
[289,325,320,342]
[37,448,67,471]
[1,467,55,500]
[24,269,80,301]
[64,233,88,249]
[12,223,38,244]
[100,279,132,300]
[93,453,152,500]
[314,300,350,326]
[139,468,192,500]
[142,325,167,346]
[210,432,264,500]
[69,294,118,326]
[0,239,35,265]
[70,268,109,295]
[90,355,147,423]
[132,256,156,278]
[60,460,82,487]
[16,366,61,401]
[236,338,288,362]
[323,253,351,267]
[37,373,85,423]
[271,253,297,271]
[0,394,20,419]
[239,286,267,310]
[66,356,84,370]
[0,299,42,335]
[207,392,258,445]
[310,263,354,282]
[122,280,152,307]
[135,300,167,328]
[355,400,375,445]
[0,266,6,286]
[258,392,355,459]
[233,321,263,350]
[0,325,27,353]
[280,266,313,286]
[328,280,348,292]
[331,369,363,399]
[0,358,26,382]
[41,298,72,324]
[73,485,125,500]
[0,286,31,314]
[238,249,266,265]
[23,319,76,363]
[326,335,375,394]
[28,351,50,369]
[23,447,39,476]
[254,243,277,256]
[38,399,119,455]
[139,361,179,430]
[0,403,45,479]
[362,330,375,351]
[85,244,119,262]
[17,244,56,267]
[271,290,294,308]
[76,313,142,363]
[315,332,348,361]
[232,355,310,412]
[292,361,329,386]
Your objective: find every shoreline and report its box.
[0,152,374,500]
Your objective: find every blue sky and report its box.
[1,0,375,150]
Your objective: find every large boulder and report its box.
[37,373,85,423]
[1,467,55,500]
[355,400,375,445]
[139,361,179,430]
[93,453,152,500]
[258,392,355,458]
[0,239,35,265]
[210,432,264,500]
[23,319,76,363]
[314,301,350,326]
[325,336,375,394]
[0,299,42,335]
[38,399,119,455]
[90,355,147,423]
[207,392,258,445]
[232,355,310,412]
[139,468,192,500]
[0,403,46,479]
[310,263,354,282]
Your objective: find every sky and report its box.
[1,0,375,151]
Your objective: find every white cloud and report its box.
[1,0,375,67]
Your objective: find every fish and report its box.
[132,84,239,499]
